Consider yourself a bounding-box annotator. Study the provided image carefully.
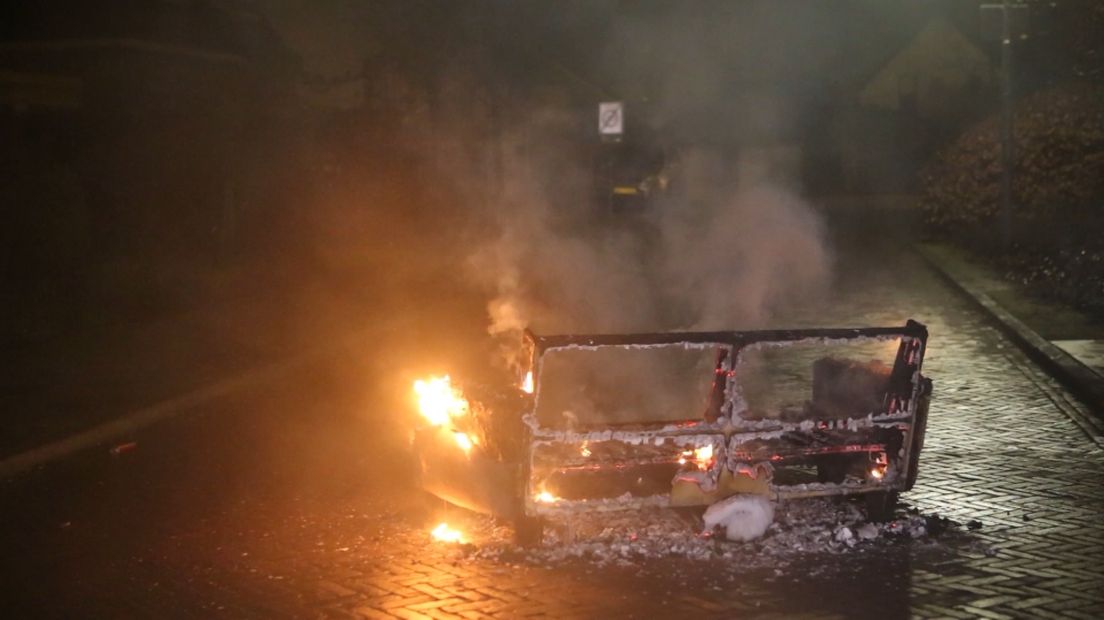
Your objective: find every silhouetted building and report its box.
[0,0,298,337]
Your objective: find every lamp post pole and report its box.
[999,0,1015,249]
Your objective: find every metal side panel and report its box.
[415,427,520,519]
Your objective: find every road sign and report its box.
[599,101,623,136]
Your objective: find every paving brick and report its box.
[7,248,1104,619]
[353,607,398,620]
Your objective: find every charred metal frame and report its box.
[414,321,932,522]
[520,320,931,517]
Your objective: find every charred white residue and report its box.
[460,496,981,568]
[541,341,728,354]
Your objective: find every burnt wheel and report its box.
[514,514,544,547]
[865,491,899,523]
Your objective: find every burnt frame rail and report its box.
[525,320,928,354]
[519,319,931,516]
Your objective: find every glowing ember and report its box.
[453,432,474,455]
[679,444,715,469]
[521,370,534,394]
[695,444,714,464]
[534,490,559,504]
[430,522,464,543]
[413,375,468,426]
[580,442,591,458]
[870,452,889,480]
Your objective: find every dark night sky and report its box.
[260,1,973,79]
[258,0,983,133]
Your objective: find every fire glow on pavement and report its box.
[431,523,465,544]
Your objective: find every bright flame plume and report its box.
[453,432,474,455]
[534,490,559,504]
[679,444,714,469]
[521,371,534,394]
[413,375,469,426]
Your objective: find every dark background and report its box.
[1,0,1101,456]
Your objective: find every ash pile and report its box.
[459,498,987,570]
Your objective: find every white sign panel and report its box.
[598,101,623,136]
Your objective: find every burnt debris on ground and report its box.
[421,497,990,575]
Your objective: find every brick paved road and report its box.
[2,224,1103,619]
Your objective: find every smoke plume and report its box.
[419,4,839,373]
[461,126,832,364]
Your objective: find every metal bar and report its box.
[530,320,928,353]
[1000,0,1015,247]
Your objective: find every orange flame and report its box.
[453,432,474,455]
[413,375,469,426]
[534,490,559,504]
[870,451,888,480]
[521,370,534,394]
[679,444,714,470]
[580,442,592,458]
[431,522,464,543]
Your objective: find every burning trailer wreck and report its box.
[411,320,932,546]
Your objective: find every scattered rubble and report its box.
[444,498,986,572]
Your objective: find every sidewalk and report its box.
[917,242,1104,434]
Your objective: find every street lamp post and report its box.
[999,1,1014,249]
[981,2,1028,249]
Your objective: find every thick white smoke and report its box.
[464,124,832,346]
[656,178,832,331]
[416,4,841,373]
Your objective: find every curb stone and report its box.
[916,244,1104,446]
